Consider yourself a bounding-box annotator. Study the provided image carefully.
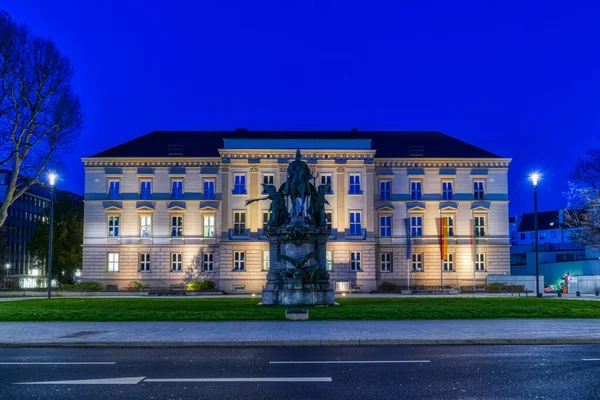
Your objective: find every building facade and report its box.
[82,130,511,292]
[0,170,83,287]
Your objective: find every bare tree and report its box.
[564,148,600,248]
[0,12,82,228]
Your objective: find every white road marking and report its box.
[269,360,430,364]
[582,359,600,361]
[14,377,145,385]
[144,377,332,383]
[0,362,116,365]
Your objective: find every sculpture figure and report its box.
[246,183,289,228]
[284,149,314,216]
[308,181,331,227]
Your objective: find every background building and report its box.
[0,170,83,288]
[81,130,511,292]
[510,209,599,287]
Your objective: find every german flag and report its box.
[439,217,447,260]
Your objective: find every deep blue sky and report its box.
[5,0,600,215]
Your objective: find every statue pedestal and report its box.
[261,222,335,306]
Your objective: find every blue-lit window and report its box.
[171,181,183,200]
[140,180,152,200]
[349,212,362,235]
[233,175,246,195]
[442,181,453,200]
[411,180,422,200]
[349,175,362,195]
[204,180,215,200]
[380,215,391,237]
[380,181,391,200]
[473,181,485,200]
[108,180,120,200]
[411,216,423,237]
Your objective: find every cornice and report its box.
[218,149,378,160]
[82,157,220,168]
[375,158,511,168]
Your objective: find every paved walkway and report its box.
[0,319,598,347]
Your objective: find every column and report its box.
[365,164,375,235]
[249,164,259,232]
[336,165,346,232]
[220,164,230,238]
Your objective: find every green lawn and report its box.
[0,297,599,321]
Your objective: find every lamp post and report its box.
[3,263,9,289]
[47,173,57,298]
[530,173,542,298]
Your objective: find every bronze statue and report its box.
[246,183,289,228]
[284,149,314,216]
[308,181,331,227]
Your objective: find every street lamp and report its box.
[3,263,9,289]
[47,172,57,298]
[530,173,542,298]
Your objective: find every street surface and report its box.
[1,345,599,399]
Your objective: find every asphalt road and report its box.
[1,345,599,399]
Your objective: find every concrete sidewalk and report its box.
[0,319,598,347]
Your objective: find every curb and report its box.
[2,338,600,347]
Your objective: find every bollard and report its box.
[576,291,581,297]
[558,292,562,297]
[596,291,599,297]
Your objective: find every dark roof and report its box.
[517,211,560,232]
[89,130,503,159]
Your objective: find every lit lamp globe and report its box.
[530,173,540,187]
[48,173,57,186]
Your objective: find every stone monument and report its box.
[246,150,336,306]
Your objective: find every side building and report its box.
[0,170,83,288]
[81,130,511,292]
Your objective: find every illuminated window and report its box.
[171,253,182,271]
[263,250,270,271]
[107,253,119,272]
[326,251,333,271]
[203,215,215,237]
[380,253,392,272]
[140,215,152,237]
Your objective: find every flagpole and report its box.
[405,214,410,291]
[471,218,476,291]
[440,211,444,289]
